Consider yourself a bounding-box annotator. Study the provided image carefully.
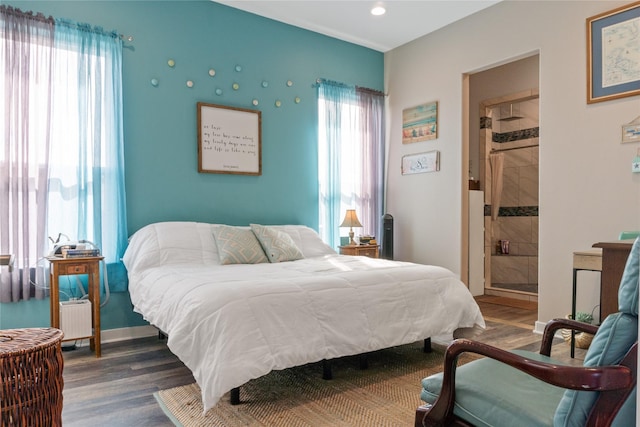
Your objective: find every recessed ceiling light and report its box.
[371,5,386,16]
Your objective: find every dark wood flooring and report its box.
[61,297,584,426]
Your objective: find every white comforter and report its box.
[129,255,484,412]
[124,222,484,412]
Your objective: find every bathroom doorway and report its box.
[465,55,540,302]
[482,93,539,297]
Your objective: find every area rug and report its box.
[155,342,478,426]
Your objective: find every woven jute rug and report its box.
[155,342,478,426]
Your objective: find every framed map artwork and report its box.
[587,1,640,103]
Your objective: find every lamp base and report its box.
[348,229,357,246]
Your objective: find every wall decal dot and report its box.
[235,65,242,72]
[215,88,223,96]
[252,99,259,106]
[286,80,293,87]
[261,81,269,88]
[232,82,239,90]
[275,100,282,107]
[167,59,175,67]
[208,69,216,77]
[294,96,301,104]
[186,80,194,88]
[150,78,159,87]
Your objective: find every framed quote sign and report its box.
[197,102,262,175]
[401,150,440,175]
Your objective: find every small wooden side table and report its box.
[339,244,379,258]
[0,254,14,272]
[571,249,602,357]
[47,256,103,357]
[592,240,634,320]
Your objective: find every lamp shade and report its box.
[340,209,363,228]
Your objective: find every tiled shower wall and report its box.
[487,146,539,288]
[482,96,539,293]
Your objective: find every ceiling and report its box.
[213,1,502,52]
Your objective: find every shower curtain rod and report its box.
[491,144,538,153]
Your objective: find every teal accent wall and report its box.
[0,1,383,331]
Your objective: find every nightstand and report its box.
[339,244,379,258]
[47,256,103,357]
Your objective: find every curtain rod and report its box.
[0,6,133,43]
[491,144,539,153]
[0,5,55,24]
[356,85,385,96]
[314,78,385,96]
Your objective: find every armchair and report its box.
[416,237,639,427]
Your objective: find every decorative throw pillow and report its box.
[250,224,305,263]
[212,225,268,265]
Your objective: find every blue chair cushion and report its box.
[553,312,638,427]
[618,237,639,315]
[421,350,567,427]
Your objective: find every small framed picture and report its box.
[586,2,640,103]
[622,120,640,144]
[401,150,440,175]
[402,101,438,143]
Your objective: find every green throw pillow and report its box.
[250,224,304,263]
[212,225,268,265]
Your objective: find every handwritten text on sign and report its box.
[198,103,262,175]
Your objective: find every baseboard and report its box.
[535,320,569,340]
[534,320,546,335]
[102,325,158,343]
[72,325,158,347]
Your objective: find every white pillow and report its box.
[250,224,304,263]
[123,222,220,273]
[267,225,336,258]
[212,225,268,265]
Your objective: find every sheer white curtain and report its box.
[317,80,385,248]
[0,7,128,302]
[356,89,385,243]
[48,19,128,293]
[0,7,55,302]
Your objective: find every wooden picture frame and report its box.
[587,1,640,104]
[197,102,262,175]
[402,101,438,143]
[622,116,640,143]
[401,150,440,175]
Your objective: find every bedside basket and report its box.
[0,328,64,426]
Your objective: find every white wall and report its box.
[385,0,640,326]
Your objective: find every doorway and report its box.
[464,55,540,302]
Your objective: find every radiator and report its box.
[59,300,92,340]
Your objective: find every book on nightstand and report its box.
[62,248,101,258]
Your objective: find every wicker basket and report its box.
[0,328,64,426]
[560,316,594,349]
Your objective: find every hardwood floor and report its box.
[61,297,584,426]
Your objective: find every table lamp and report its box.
[340,209,363,246]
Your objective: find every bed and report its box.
[123,221,485,413]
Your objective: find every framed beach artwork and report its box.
[402,101,438,143]
[587,1,640,103]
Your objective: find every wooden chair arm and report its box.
[540,318,599,356]
[417,338,634,427]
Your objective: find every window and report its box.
[317,80,385,248]
[0,7,127,302]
